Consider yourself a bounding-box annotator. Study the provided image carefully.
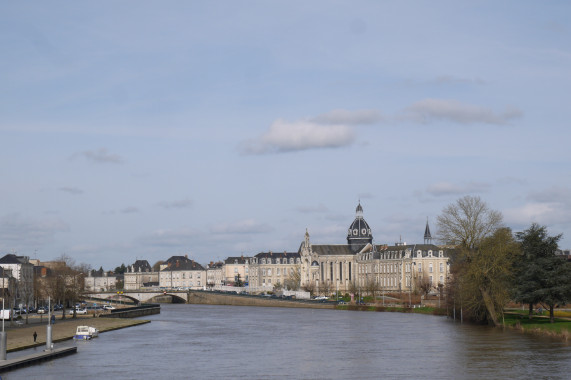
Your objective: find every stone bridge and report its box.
[85,290,191,304]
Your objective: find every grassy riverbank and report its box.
[503,312,571,341]
[5,316,150,352]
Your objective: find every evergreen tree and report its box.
[514,224,571,323]
[234,273,243,287]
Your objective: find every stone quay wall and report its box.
[188,291,334,309]
[100,304,161,318]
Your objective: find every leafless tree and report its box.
[436,195,503,252]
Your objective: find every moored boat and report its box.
[73,326,99,340]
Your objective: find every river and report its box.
[4,304,571,379]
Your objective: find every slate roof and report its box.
[162,256,205,271]
[128,259,152,273]
[224,256,252,265]
[310,245,356,256]
[373,243,454,258]
[255,251,299,259]
[0,254,27,264]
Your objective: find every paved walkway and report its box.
[3,315,149,352]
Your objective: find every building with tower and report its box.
[247,202,451,296]
[297,202,451,295]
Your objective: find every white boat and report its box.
[73,325,99,340]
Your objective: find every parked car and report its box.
[68,308,87,315]
[37,307,47,314]
[102,305,116,310]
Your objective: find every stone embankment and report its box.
[100,304,160,318]
[188,291,335,309]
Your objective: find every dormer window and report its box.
[428,250,432,257]
[353,229,358,235]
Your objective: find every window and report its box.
[429,276,433,284]
[277,268,280,276]
[268,269,272,276]
[428,250,432,257]
[439,275,443,284]
[234,268,238,273]
[440,263,444,272]
[429,263,433,273]
[262,269,266,276]
[418,263,422,272]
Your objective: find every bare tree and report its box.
[320,280,332,296]
[284,267,301,291]
[302,281,315,296]
[416,277,432,297]
[437,196,515,326]
[365,278,379,298]
[436,195,503,251]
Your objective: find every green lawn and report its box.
[503,313,571,338]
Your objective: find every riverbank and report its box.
[503,312,571,341]
[4,316,150,352]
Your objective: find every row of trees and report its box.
[33,254,91,321]
[437,196,571,325]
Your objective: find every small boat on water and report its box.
[74,326,99,340]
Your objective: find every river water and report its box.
[4,304,571,379]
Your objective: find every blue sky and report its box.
[1,1,570,269]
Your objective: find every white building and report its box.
[159,256,206,290]
[0,254,34,307]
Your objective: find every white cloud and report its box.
[211,219,273,234]
[59,186,84,195]
[241,119,355,154]
[311,109,381,125]
[504,186,571,229]
[72,148,124,164]
[403,99,522,125]
[121,207,140,214]
[527,186,571,203]
[425,181,491,196]
[158,199,192,209]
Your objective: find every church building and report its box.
[298,202,451,295]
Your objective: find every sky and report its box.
[1,1,571,270]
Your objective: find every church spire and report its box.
[424,218,432,244]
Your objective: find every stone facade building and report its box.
[124,260,158,290]
[159,256,206,290]
[296,203,452,295]
[249,251,300,290]
[84,272,120,292]
[223,256,251,285]
[206,262,224,288]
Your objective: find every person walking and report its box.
[33,331,37,342]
